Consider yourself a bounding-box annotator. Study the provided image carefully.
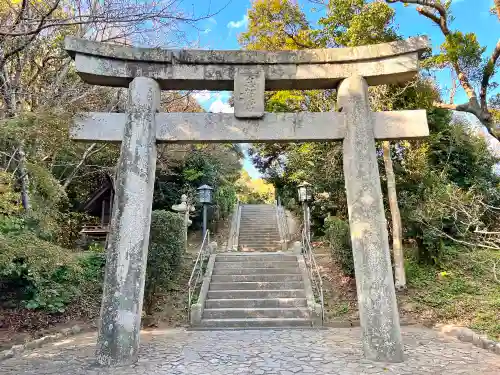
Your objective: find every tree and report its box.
[0,0,223,208]
[386,0,500,139]
[236,170,275,204]
[242,0,412,285]
[383,141,405,289]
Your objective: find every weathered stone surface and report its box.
[190,254,217,326]
[338,75,403,362]
[72,112,345,142]
[296,255,322,327]
[234,66,265,118]
[72,53,421,89]
[71,110,428,144]
[66,36,428,64]
[372,110,429,140]
[96,77,160,366]
[65,37,173,62]
[3,327,500,373]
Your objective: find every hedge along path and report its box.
[65,36,430,366]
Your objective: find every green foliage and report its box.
[404,248,500,340]
[426,31,486,85]
[236,170,275,204]
[214,184,237,219]
[0,172,21,215]
[55,211,93,249]
[0,215,26,235]
[242,0,499,272]
[318,0,397,47]
[144,210,184,315]
[77,252,106,284]
[396,110,500,263]
[154,145,241,228]
[239,0,313,51]
[324,216,354,276]
[0,232,80,313]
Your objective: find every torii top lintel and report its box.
[65,36,429,91]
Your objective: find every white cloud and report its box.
[209,99,234,113]
[208,17,217,25]
[202,28,211,34]
[227,14,248,29]
[192,90,212,103]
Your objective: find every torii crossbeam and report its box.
[66,36,430,366]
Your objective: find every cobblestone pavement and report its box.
[2,326,499,374]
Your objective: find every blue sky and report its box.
[181,0,499,178]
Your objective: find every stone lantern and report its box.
[197,185,213,238]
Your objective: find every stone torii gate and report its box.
[65,36,430,366]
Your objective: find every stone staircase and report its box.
[196,252,316,328]
[238,204,282,252]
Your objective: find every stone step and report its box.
[238,238,281,242]
[214,261,298,269]
[209,281,304,291]
[238,231,280,234]
[242,210,275,212]
[205,298,308,309]
[216,254,296,262]
[237,247,283,251]
[199,318,312,328]
[239,223,278,226]
[238,243,282,248]
[207,289,306,299]
[240,227,277,229]
[211,274,302,282]
[239,236,280,239]
[241,214,276,216]
[240,221,276,223]
[212,267,300,275]
[238,229,279,238]
[239,245,281,253]
[239,221,278,224]
[202,307,310,319]
[241,214,276,217]
[238,238,280,241]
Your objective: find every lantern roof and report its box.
[197,184,213,191]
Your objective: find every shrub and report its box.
[324,216,354,276]
[0,232,80,312]
[78,251,106,284]
[0,172,21,215]
[144,210,184,315]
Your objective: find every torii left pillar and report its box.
[96,77,160,366]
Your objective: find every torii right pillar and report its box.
[339,75,404,362]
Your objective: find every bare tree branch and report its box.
[1,0,61,64]
[62,143,96,189]
[385,0,498,140]
[449,70,457,104]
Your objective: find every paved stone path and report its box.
[2,326,499,374]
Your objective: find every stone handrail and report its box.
[275,200,290,250]
[301,226,324,324]
[226,200,241,250]
[187,230,212,322]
